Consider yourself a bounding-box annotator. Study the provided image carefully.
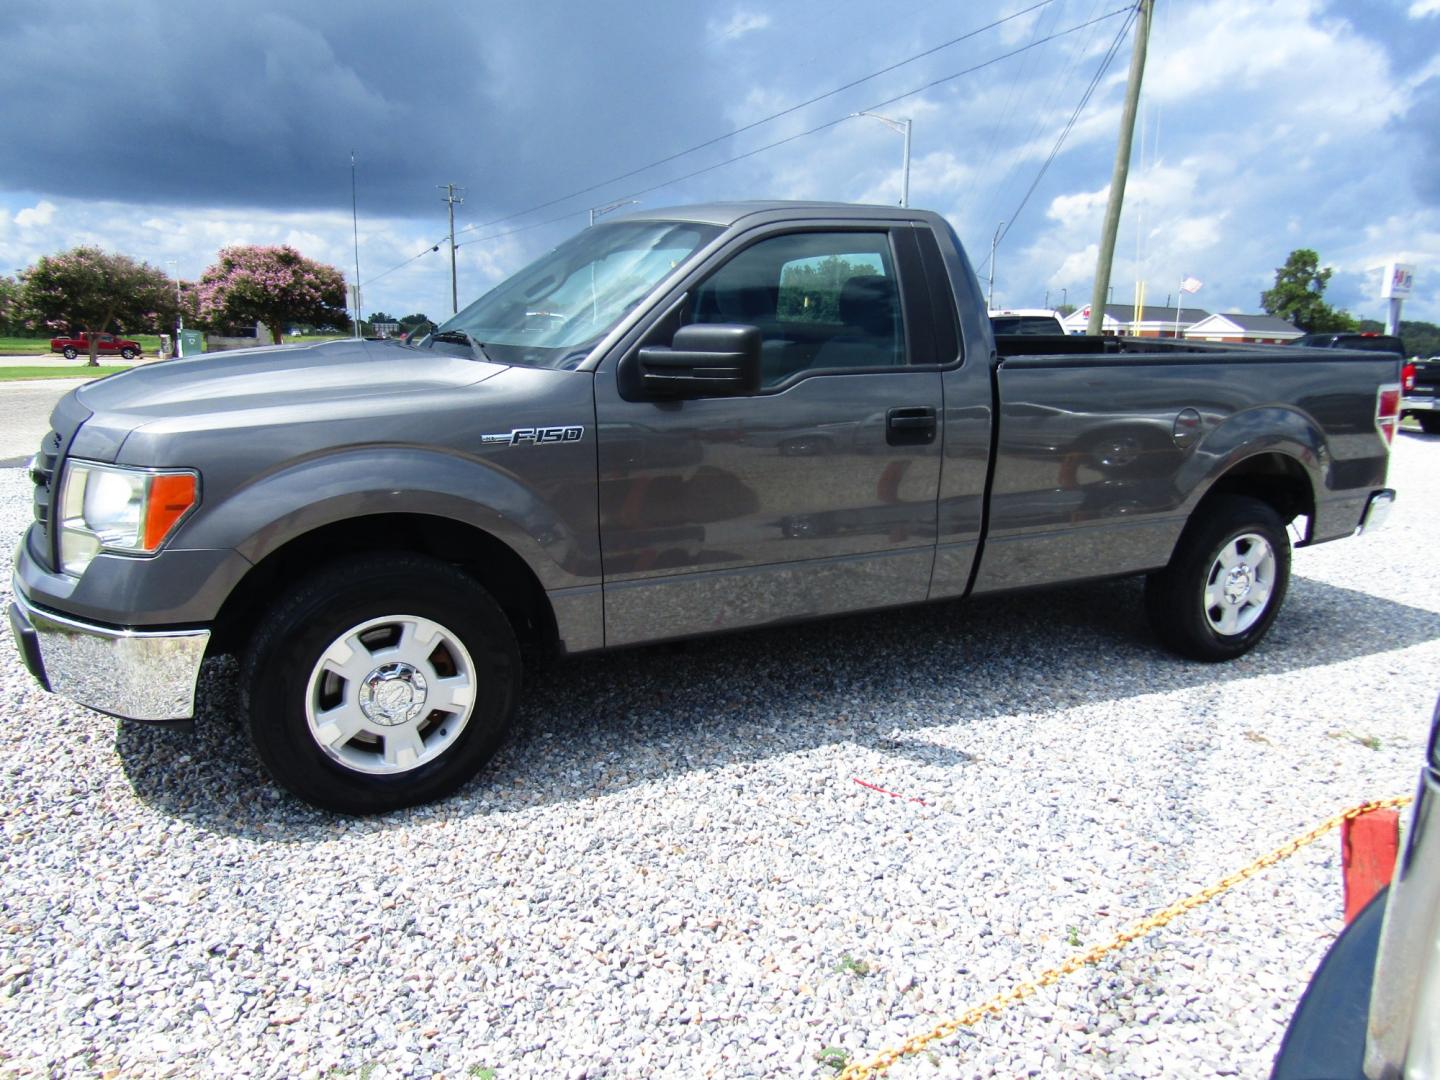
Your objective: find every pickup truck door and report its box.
[593,222,948,646]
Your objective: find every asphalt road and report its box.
[0,379,89,466]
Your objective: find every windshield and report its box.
[431,220,720,369]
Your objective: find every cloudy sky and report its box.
[2,0,1438,325]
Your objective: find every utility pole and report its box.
[440,183,465,315]
[1086,0,1154,336]
[351,151,363,338]
[987,221,1005,310]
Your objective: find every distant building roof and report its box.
[1059,303,1210,329]
[1188,312,1301,335]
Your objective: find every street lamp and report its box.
[589,198,639,226]
[852,112,912,208]
[987,222,1005,310]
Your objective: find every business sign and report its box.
[1380,262,1415,300]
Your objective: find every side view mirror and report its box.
[635,323,761,398]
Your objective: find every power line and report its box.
[454,0,1063,239]
[975,1,1137,273]
[451,6,1130,253]
[363,3,1129,289]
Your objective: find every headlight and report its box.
[58,462,199,575]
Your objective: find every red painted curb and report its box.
[1342,810,1400,925]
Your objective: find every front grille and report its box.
[31,429,61,533]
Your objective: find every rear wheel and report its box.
[1418,412,1440,435]
[1145,495,1291,661]
[242,554,520,813]
[62,346,77,359]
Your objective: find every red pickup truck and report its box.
[49,332,142,360]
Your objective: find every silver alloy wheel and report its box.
[304,614,477,775]
[1202,532,1276,636]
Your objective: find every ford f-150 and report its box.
[7,202,1401,812]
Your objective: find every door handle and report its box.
[886,406,937,445]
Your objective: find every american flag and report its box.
[1179,276,1203,293]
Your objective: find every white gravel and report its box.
[1,429,1437,1080]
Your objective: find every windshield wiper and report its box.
[429,329,493,363]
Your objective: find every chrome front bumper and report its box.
[8,588,209,722]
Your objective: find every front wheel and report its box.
[62,346,77,359]
[242,554,520,813]
[1418,412,1440,435]
[120,347,136,360]
[1145,495,1291,661]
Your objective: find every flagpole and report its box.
[1174,277,1182,340]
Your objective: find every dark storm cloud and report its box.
[0,0,730,219]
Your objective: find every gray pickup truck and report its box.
[7,202,1400,813]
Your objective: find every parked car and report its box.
[1271,693,1440,1079]
[8,201,1400,812]
[1400,357,1439,435]
[988,308,1067,336]
[1291,331,1407,355]
[49,332,142,360]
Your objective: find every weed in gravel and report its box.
[835,953,872,977]
[816,1045,852,1072]
[468,1068,497,1080]
[1329,730,1382,751]
[1067,925,1082,946]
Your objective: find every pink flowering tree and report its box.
[18,247,177,365]
[0,275,19,335]
[197,246,349,345]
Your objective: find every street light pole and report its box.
[854,112,912,208]
[588,198,639,227]
[988,222,1005,310]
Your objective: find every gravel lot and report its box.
[1,430,1437,1079]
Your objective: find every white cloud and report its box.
[707,10,770,42]
[13,200,55,228]
[1409,0,1440,16]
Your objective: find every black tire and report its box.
[62,346,77,359]
[1145,495,1291,661]
[120,347,136,360]
[1418,412,1440,435]
[241,553,520,814]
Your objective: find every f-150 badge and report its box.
[481,425,585,446]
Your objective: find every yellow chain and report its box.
[836,796,1414,1080]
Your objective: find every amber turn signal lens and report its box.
[143,473,198,550]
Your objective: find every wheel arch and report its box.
[1194,450,1316,538]
[208,512,559,661]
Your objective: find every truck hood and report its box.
[63,338,507,462]
[75,338,501,416]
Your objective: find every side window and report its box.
[689,231,905,388]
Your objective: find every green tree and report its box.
[196,245,349,345]
[18,247,178,365]
[1260,249,1357,333]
